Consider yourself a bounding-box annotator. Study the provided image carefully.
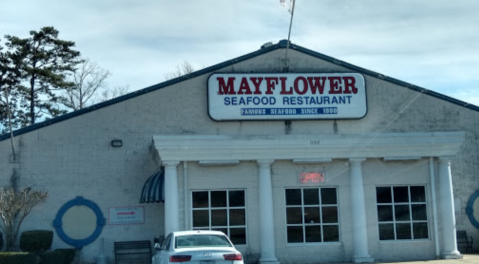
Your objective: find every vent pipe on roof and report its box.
[261,42,273,49]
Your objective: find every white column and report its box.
[349,158,374,263]
[164,161,180,236]
[438,157,462,259]
[257,160,279,264]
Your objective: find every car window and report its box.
[175,234,233,248]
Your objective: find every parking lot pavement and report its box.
[372,254,479,264]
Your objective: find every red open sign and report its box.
[299,172,324,183]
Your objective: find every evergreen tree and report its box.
[0,40,22,133]
[4,26,81,126]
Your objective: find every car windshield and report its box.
[175,234,233,248]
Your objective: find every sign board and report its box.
[207,73,367,121]
[109,206,144,225]
[299,172,325,184]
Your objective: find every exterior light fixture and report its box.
[110,139,122,148]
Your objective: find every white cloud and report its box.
[1,0,478,106]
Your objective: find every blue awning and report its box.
[140,170,164,203]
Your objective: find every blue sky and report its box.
[1,0,478,106]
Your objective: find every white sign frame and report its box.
[207,73,367,121]
[108,206,145,225]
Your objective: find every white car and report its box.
[152,230,244,264]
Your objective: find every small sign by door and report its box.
[109,206,144,225]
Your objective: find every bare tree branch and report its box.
[95,85,131,103]
[164,61,195,80]
[0,187,48,251]
[63,58,111,110]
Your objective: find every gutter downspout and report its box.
[430,157,440,258]
[183,161,189,230]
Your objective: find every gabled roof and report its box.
[1,39,478,142]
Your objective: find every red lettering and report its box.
[279,77,291,94]
[342,76,358,94]
[299,172,325,183]
[299,173,308,183]
[237,77,252,94]
[265,77,278,95]
[250,77,263,95]
[217,77,236,95]
[328,77,342,94]
[307,77,327,94]
[294,77,308,95]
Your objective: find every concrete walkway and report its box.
[372,255,479,264]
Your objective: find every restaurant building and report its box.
[1,40,478,263]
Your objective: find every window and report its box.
[285,188,339,243]
[376,186,429,240]
[192,190,246,245]
[175,234,233,248]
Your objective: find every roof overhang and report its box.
[152,132,465,163]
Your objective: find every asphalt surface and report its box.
[371,254,479,264]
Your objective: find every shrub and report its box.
[54,248,76,264]
[0,252,37,264]
[0,187,48,251]
[40,251,65,264]
[20,230,53,254]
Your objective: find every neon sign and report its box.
[299,172,324,183]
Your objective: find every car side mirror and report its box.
[154,243,162,251]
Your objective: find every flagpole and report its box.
[284,0,296,70]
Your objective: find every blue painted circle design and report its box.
[53,196,106,248]
[466,190,479,229]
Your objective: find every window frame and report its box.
[284,187,341,245]
[376,185,430,241]
[191,189,248,245]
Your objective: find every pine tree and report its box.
[0,40,22,133]
[4,26,81,126]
